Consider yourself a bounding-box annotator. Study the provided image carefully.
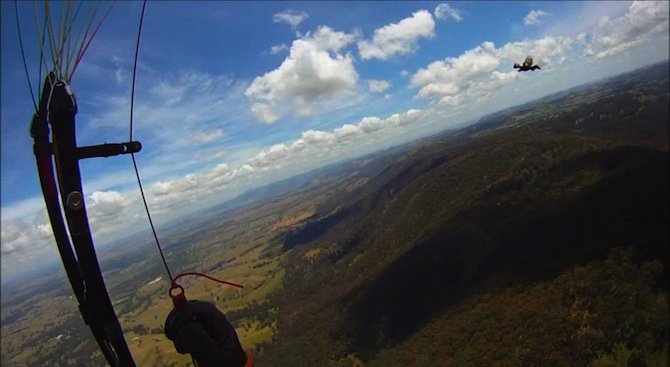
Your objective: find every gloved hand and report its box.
[165,300,248,367]
[173,322,208,354]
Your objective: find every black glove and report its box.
[173,322,208,354]
[165,300,247,367]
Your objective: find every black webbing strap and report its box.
[30,73,137,367]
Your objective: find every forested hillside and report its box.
[258,62,670,366]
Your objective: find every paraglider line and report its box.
[129,0,145,142]
[128,0,174,282]
[14,0,37,112]
[37,15,47,99]
[70,2,115,81]
[128,0,242,293]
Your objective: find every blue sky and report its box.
[1,1,668,280]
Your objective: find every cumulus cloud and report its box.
[246,108,425,171]
[358,10,435,60]
[368,79,391,93]
[86,191,141,234]
[412,41,501,99]
[586,1,669,59]
[439,70,522,107]
[245,26,358,123]
[147,167,235,212]
[1,213,61,276]
[434,3,463,22]
[81,107,422,219]
[1,189,147,267]
[412,36,573,106]
[273,10,309,29]
[524,10,549,26]
[1,197,46,221]
[191,128,224,144]
[497,36,573,66]
[122,107,424,215]
[1,218,52,256]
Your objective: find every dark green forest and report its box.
[258,62,670,366]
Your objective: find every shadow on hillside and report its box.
[342,146,669,360]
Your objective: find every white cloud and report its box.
[594,38,646,59]
[524,10,550,26]
[273,10,309,29]
[245,26,359,123]
[0,192,138,271]
[82,107,423,218]
[115,108,425,216]
[270,43,289,54]
[1,218,52,256]
[368,79,391,93]
[246,108,425,171]
[147,170,221,212]
[115,68,127,85]
[586,1,669,59]
[358,10,435,60]
[90,71,246,134]
[191,128,224,144]
[434,3,463,22]
[412,36,573,105]
[195,148,228,161]
[86,191,141,235]
[439,70,522,107]
[497,36,574,66]
[83,70,250,190]
[112,56,128,85]
[1,197,46,221]
[412,41,501,99]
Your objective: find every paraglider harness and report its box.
[30,74,139,367]
[513,56,542,72]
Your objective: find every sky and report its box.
[1,1,668,282]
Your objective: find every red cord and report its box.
[171,272,244,289]
[168,272,242,309]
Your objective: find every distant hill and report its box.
[223,159,365,209]
[462,60,670,136]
